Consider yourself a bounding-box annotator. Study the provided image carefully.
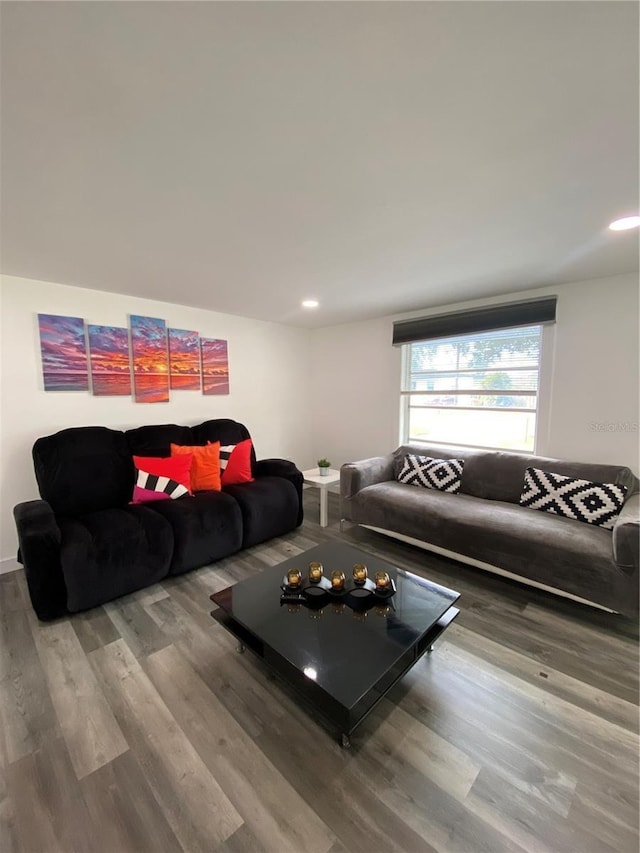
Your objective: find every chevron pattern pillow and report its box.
[397,455,464,493]
[131,454,193,504]
[519,467,627,530]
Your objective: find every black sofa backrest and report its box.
[125,423,196,457]
[192,418,252,452]
[125,419,255,464]
[33,419,260,516]
[192,419,257,467]
[33,426,133,516]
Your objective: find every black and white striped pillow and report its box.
[397,455,464,494]
[132,469,190,504]
[519,467,627,530]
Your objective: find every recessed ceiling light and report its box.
[302,299,319,308]
[609,215,640,231]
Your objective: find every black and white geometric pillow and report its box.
[135,469,189,499]
[519,467,627,530]
[397,455,464,494]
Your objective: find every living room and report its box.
[1,2,638,852]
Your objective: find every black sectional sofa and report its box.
[14,418,303,620]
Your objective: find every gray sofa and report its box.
[340,443,639,616]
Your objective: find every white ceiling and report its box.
[1,1,638,328]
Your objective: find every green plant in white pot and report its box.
[317,458,331,477]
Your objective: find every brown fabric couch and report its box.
[340,443,639,616]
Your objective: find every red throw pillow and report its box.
[218,438,254,485]
[171,441,221,491]
[131,454,193,504]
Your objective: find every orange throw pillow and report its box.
[171,441,221,491]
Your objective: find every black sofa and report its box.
[14,419,303,621]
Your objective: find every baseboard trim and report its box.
[359,523,615,613]
[0,556,21,576]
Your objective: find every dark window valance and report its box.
[392,297,557,346]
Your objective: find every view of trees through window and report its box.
[402,325,542,451]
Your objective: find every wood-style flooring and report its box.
[1,489,638,852]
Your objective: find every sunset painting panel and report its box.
[168,328,201,390]
[88,325,132,396]
[130,315,169,403]
[201,338,230,395]
[38,314,88,391]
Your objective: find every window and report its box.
[401,324,543,451]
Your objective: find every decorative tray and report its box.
[280,574,396,610]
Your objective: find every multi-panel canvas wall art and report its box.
[130,315,170,403]
[168,328,201,390]
[37,314,89,391]
[88,325,132,396]
[201,338,230,395]
[37,312,229,400]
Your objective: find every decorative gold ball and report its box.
[352,563,368,583]
[331,569,346,590]
[287,568,302,587]
[375,571,391,590]
[308,561,323,582]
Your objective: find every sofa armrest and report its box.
[613,493,640,571]
[254,458,304,527]
[340,454,395,500]
[13,500,67,621]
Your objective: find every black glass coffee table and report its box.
[210,541,460,747]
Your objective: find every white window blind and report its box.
[401,324,542,451]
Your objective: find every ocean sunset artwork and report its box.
[130,315,169,403]
[201,338,230,395]
[88,325,132,396]
[168,328,201,390]
[38,314,88,391]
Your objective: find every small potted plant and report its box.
[317,458,331,477]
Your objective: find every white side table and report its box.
[301,468,341,528]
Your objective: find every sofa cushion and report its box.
[193,420,257,468]
[397,455,464,493]
[33,426,133,516]
[520,467,627,530]
[349,481,630,609]
[224,477,299,548]
[125,423,195,457]
[171,442,222,491]
[58,506,173,612]
[145,491,242,575]
[192,418,251,447]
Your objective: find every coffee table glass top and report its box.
[211,541,460,711]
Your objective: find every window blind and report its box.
[392,297,556,346]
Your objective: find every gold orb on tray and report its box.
[308,561,323,583]
[287,568,302,588]
[374,571,391,590]
[352,563,368,584]
[331,569,346,591]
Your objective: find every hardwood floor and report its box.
[1,489,638,852]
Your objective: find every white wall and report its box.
[3,270,638,563]
[310,272,640,474]
[0,275,313,560]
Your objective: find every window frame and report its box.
[399,323,546,453]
